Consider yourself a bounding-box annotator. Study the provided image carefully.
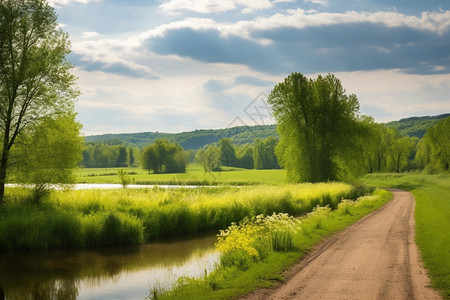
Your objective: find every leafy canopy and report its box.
[268,72,367,182]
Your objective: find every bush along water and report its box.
[153,189,391,299]
[0,183,370,251]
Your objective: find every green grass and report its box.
[362,173,450,300]
[76,165,287,185]
[154,189,392,299]
[0,182,364,251]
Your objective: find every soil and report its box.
[241,189,442,300]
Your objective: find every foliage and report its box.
[141,139,187,174]
[386,113,450,138]
[10,113,83,203]
[253,136,279,169]
[219,138,237,167]
[423,117,450,172]
[85,125,278,149]
[82,143,140,168]
[269,73,368,182]
[363,174,450,299]
[217,213,299,268]
[117,169,131,187]
[195,145,220,172]
[0,182,364,250]
[154,188,392,299]
[0,0,78,203]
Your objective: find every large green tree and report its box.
[268,72,365,182]
[0,0,78,203]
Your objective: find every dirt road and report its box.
[242,189,442,300]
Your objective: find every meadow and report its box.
[153,188,392,299]
[363,173,450,300]
[76,165,287,186]
[0,182,366,251]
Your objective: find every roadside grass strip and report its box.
[363,174,450,300]
[151,188,392,300]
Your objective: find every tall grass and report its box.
[0,183,367,251]
[153,189,392,299]
[363,173,450,299]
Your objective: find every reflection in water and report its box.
[0,235,219,300]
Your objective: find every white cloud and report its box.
[332,70,450,122]
[81,31,100,39]
[159,0,272,13]
[48,0,101,7]
[304,0,329,6]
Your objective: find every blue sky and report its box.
[50,0,450,135]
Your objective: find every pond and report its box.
[0,235,219,300]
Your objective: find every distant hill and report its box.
[85,113,450,149]
[386,113,450,138]
[85,124,278,149]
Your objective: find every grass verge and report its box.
[363,173,450,300]
[152,188,392,300]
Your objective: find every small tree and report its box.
[0,0,78,203]
[11,113,83,203]
[117,169,130,188]
[195,145,220,172]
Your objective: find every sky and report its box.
[49,0,450,136]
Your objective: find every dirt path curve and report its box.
[241,189,442,300]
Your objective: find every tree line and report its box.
[80,135,281,173]
[269,72,450,182]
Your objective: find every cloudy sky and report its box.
[50,0,450,135]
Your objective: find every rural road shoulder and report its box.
[241,189,442,300]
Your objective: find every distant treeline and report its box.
[81,136,280,172]
[84,125,278,149]
[81,114,450,174]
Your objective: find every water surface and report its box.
[0,235,219,300]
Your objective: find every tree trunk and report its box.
[0,149,8,204]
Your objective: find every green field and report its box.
[76,165,287,185]
[363,173,450,300]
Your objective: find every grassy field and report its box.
[76,165,287,186]
[154,189,392,299]
[0,182,364,251]
[362,173,450,300]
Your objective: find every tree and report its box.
[219,138,236,167]
[0,0,78,203]
[195,145,220,172]
[253,136,279,169]
[388,136,415,173]
[424,117,450,172]
[11,113,83,202]
[141,139,186,173]
[268,72,364,182]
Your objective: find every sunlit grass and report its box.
[154,189,392,299]
[363,173,450,299]
[0,182,363,251]
[75,165,287,185]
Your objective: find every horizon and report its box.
[50,0,450,136]
[84,112,450,137]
